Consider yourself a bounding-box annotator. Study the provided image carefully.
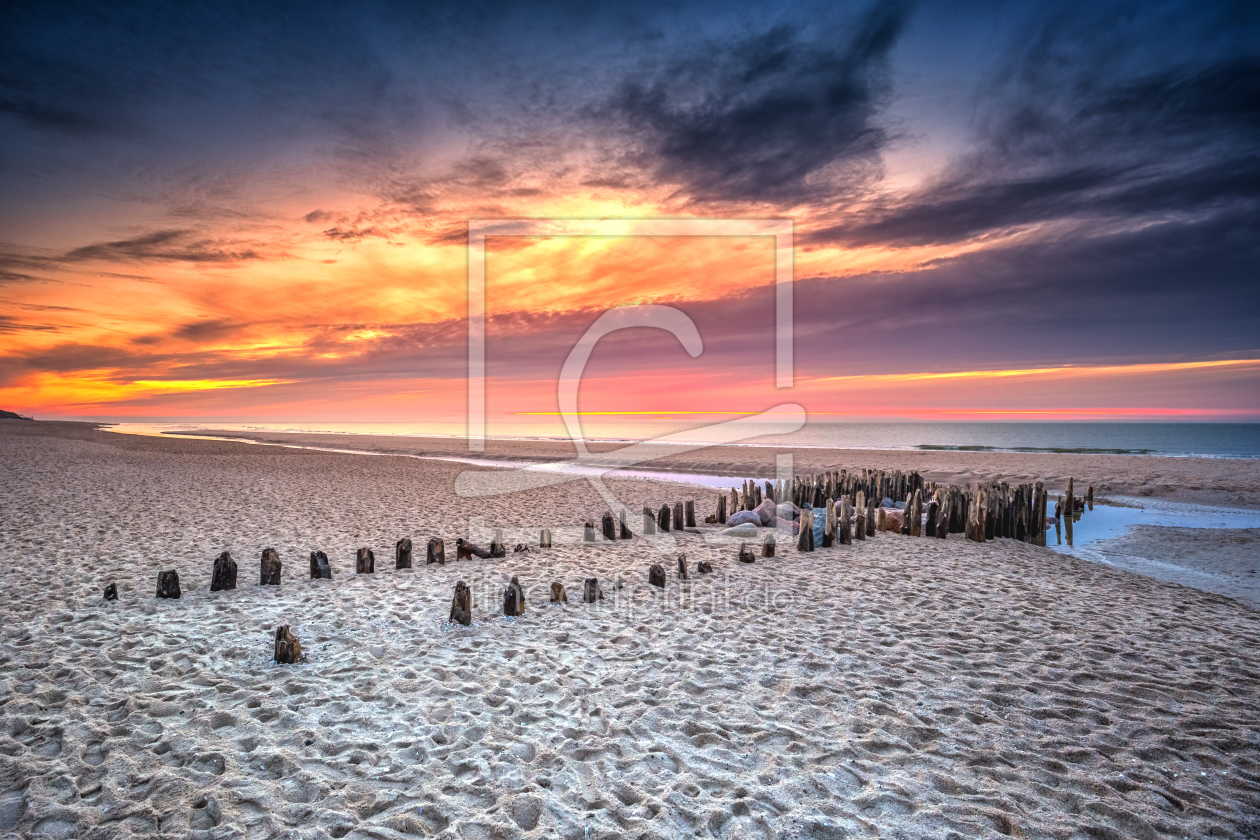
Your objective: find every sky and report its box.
[1,0,1258,433]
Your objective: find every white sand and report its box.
[2,421,1259,839]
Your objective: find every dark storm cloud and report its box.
[814,47,1260,246]
[602,3,909,203]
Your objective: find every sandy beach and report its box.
[2,419,1259,839]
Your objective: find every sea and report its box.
[102,420,1260,460]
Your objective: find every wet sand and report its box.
[1,419,1259,839]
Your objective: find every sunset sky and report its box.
[2,1,1258,431]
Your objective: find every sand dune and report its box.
[1,421,1258,839]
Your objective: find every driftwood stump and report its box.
[550,582,568,603]
[449,581,472,625]
[657,505,671,533]
[648,564,666,588]
[356,547,375,574]
[643,506,656,535]
[427,538,446,565]
[738,542,756,563]
[310,550,332,579]
[583,520,596,542]
[762,534,776,558]
[697,559,713,574]
[456,538,490,560]
[260,548,282,586]
[717,494,727,524]
[684,500,696,528]
[395,538,413,569]
[539,528,552,549]
[274,625,304,664]
[673,502,685,531]
[602,512,617,541]
[583,577,603,602]
[503,576,525,617]
[156,570,180,599]
[677,553,689,580]
[619,509,632,539]
[103,582,117,601]
[210,551,237,591]
[489,529,506,558]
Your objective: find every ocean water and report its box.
[103,420,1260,459]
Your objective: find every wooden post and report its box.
[260,548,282,586]
[274,625,304,664]
[550,582,567,603]
[697,559,713,574]
[1087,485,1094,511]
[657,505,671,532]
[211,551,237,591]
[738,542,756,563]
[1065,478,1074,518]
[156,570,180,599]
[910,489,922,537]
[677,554,689,580]
[925,500,938,539]
[876,508,886,534]
[489,529,506,557]
[449,581,472,625]
[685,500,696,528]
[395,538,413,569]
[427,537,446,564]
[717,494,727,525]
[619,509,632,539]
[797,509,815,551]
[823,500,836,547]
[762,534,776,557]
[648,564,666,588]
[643,507,656,535]
[456,538,490,559]
[602,512,617,541]
[103,582,117,600]
[673,502,685,531]
[583,520,596,543]
[356,547,375,574]
[539,529,551,550]
[310,550,332,579]
[503,576,525,617]
[584,577,603,602]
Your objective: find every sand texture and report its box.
[1,421,1259,839]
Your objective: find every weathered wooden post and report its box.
[503,576,525,617]
[854,508,866,541]
[211,551,237,591]
[839,499,853,545]
[274,625,303,664]
[310,550,332,579]
[356,547,375,574]
[643,507,656,535]
[657,505,671,532]
[717,494,727,525]
[427,537,446,564]
[762,534,776,557]
[583,577,603,602]
[738,542,756,563]
[797,509,815,551]
[673,502,685,531]
[619,509,632,539]
[648,564,666,588]
[924,500,938,539]
[602,512,617,541]
[910,489,922,537]
[677,553,689,580]
[395,539,413,569]
[156,570,180,599]
[876,508,886,534]
[823,500,836,547]
[583,520,596,543]
[1086,485,1094,511]
[685,500,696,528]
[539,529,551,549]
[260,548,282,586]
[489,529,506,557]
[449,581,472,625]
[550,581,568,603]
[103,582,117,600]
[697,558,713,573]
